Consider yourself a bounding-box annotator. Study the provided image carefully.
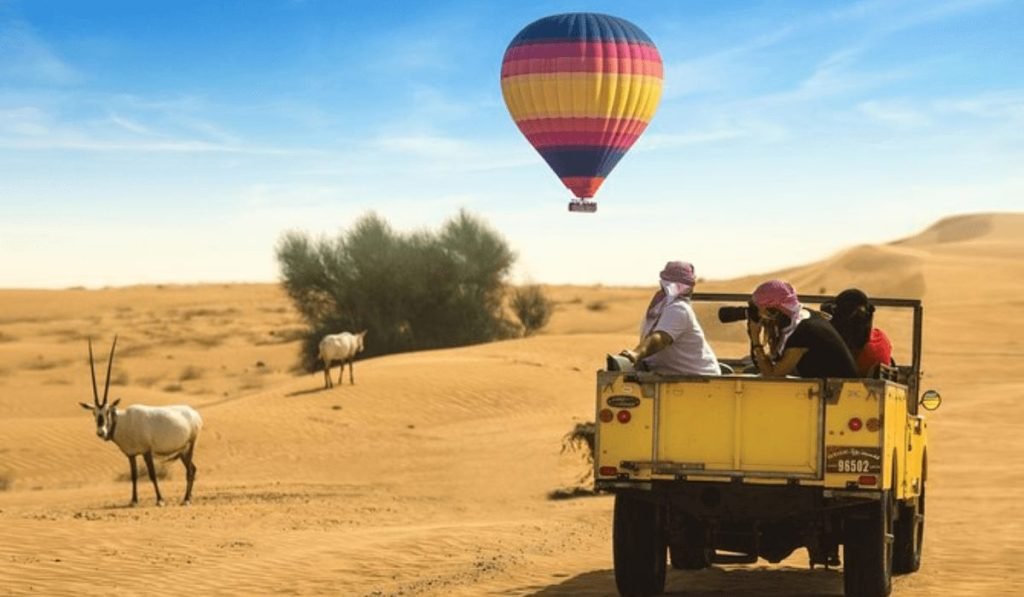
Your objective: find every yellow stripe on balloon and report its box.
[501,72,662,121]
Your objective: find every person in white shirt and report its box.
[619,261,721,376]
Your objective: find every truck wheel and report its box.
[843,491,894,597]
[893,483,924,574]
[613,493,667,597]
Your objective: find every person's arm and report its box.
[748,318,805,377]
[751,345,806,377]
[621,331,673,364]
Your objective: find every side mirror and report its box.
[920,390,942,411]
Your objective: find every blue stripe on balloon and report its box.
[509,13,654,46]
[536,147,628,178]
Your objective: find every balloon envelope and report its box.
[501,13,663,202]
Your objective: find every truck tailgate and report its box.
[597,375,825,481]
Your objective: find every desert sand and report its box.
[1,212,1021,596]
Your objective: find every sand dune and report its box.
[1,212,1022,596]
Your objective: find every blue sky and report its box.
[1,0,1021,288]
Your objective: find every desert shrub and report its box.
[562,421,596,462]
[585,300,608,312]
[277,210,518,371]
[511,285,553,336]
[162,382,184,393]
[549,421,600,501]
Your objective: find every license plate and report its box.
[826,446,882,474]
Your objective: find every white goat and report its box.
[78,336,203,506]
[318,330,367,388]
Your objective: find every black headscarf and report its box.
[830,288,874,353]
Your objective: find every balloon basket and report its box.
[568,200,597,213]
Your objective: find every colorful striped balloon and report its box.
[500,13,663,207]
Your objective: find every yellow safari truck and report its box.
[595,293,942,597]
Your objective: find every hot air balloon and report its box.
[500,13,663,213]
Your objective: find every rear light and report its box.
[616,410,632,424]
[848,417,863,431]
[858,475,877,486]
[865,417,880,432]
[599,408,614,423]
[599,466,618,477]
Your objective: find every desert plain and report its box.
[1,212,1021,596]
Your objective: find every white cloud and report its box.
[858,100,931,127]
[935,92,1024,123]
[107,114,154,136]
[0,106,50,135]
[0,134,298,154]
[636,129,748,151]
[370,133,537,173]
[0,103,307,154]
[0,22,80,85]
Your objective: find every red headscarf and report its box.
[752,279,801,321]
[751,280,803,357]
[645,261,696,321]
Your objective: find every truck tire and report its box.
[893,483,924,574]
[613,493,667,597]
[843,491,894,597]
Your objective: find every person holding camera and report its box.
[619,261,720,376]
[827,288,894,377]
[747,280,858,378]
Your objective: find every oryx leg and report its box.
[180,440,198,505]
[323,360,333,389]
[337,359,345,385]
[128,454,140,506]
[143,452,164,506]
[348,358,355,385]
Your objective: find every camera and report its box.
[718,302,759,324]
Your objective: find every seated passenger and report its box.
[746,280,858,379]
[828,288,894,377]
[619,261,720,376]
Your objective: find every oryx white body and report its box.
[79,336,203,506]
[107,405,202,460]
[318,330,366,388]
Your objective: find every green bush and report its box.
[511,284,552,336]
[277,210,519,371]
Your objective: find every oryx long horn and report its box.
[102,335,118,407]
[88,337,100,406]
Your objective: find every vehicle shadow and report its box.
[530,566,843,596]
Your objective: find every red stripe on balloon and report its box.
[514,117,651,149]
[501,55,663,77]
[503,41,661,63]
[522,130,643,149]
[560,176,605,199]
[514,117,651,135]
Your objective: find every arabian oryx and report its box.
[79,336,203,506]
[318,330,366,389]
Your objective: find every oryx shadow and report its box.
[285,386,328,397]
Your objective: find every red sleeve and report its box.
[856,328,894,376]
